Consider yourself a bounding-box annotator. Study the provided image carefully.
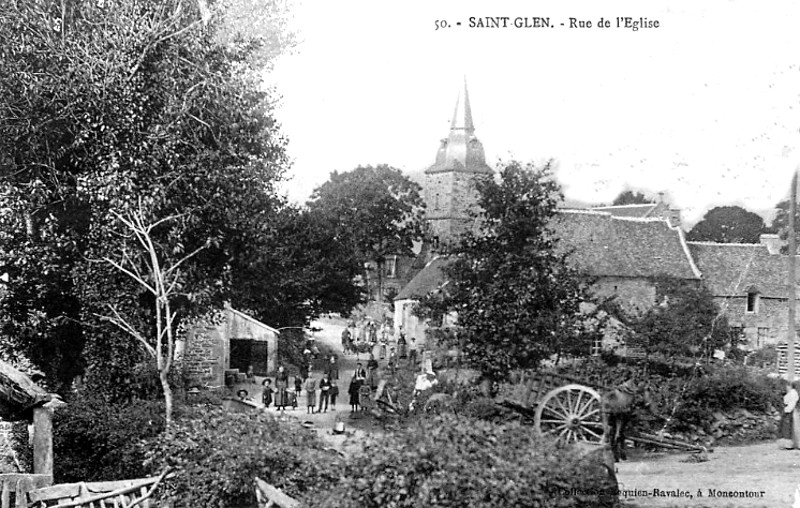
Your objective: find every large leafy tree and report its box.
[770,199,798,254]
[0,0,302,394]
[307,165,425,301]
[612,190,653,206]
[417,161,593,384]
[687,205,766,244]
[628,277,731,359]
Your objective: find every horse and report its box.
[602,380,655,462]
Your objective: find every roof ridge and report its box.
[557,209,612,217]
[670,222,702,279]
[592,204,657,209]
[687,241,766,248]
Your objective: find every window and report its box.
[757,328,769,348]
[590,336,603,356]
[730,326,744,343]
[746,292,759,313]
[434,193,441,210]
[384,256,397,279]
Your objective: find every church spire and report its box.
[450,77,474,132]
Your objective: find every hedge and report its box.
[307,415,618,508]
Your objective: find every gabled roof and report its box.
[687,242,795,298]
[394,257,448,301]
[553,210,701,280]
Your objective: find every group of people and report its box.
[779,379,800,449]
[259,357,341,415]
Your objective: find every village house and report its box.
[179,304,278,389]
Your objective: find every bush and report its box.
[145,406,341,508]
[53,395,165,482]
[307,415,618,508]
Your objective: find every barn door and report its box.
[229,339,269,376]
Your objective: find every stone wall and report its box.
[424,171,482,246]
[182,322,226,389]
[590,277,657,316]
[182,308,278,390]
[717,296,794,349]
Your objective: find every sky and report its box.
[266,0,800,226]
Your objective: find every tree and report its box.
[0,0,295,393]
[628,276,730,359]
[612,190,653,206]
[687,206,766,244]
[307,165,425,302]
[99,206,207,430]
[416,161,593,385]
[770,199,797,254]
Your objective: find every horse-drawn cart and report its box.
[500,370,709,454]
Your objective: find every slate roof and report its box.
[687,242,795,298]
[394,257,448,301]
[553,210,701,280]
[0,360,53,419]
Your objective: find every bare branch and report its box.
[102,256,158,295]
[96,307,157,358]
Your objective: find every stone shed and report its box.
[180,305,278,389]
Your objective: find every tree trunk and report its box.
[160,368,173,432]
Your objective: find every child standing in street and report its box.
[304,375,317,414]
[294,375,302,409]
[318,373,331,413]
[261,378,273,408]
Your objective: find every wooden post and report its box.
[32,406,53,476]
[789,170,798,381]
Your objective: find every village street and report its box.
[230,316,800,507]
[231,315,376,455]
[616,434,800,507]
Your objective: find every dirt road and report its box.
[616,443,800,507]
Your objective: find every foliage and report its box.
[687,205,767,243]
[670,367,782,428]
[53,394,165,483]
[0,0,350,397]
[416,161,595,381]
[770,199,798,254]
[747,344,777,369]
[307,164,425,301]
[611,190,653,206]
[553,356,782,433]
[627,276,730,359]
[307,415,618,508]
[145,406,341,508]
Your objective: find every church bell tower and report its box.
[424,79,493,248]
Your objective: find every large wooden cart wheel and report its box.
[534,384,604,444]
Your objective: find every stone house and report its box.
[393,210,703,352]
[687,240,799,350]
[180,305,278,389]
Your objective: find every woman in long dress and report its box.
[779,380,799,449]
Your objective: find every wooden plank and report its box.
[33,406,54,476]
[15,477,33,508]
[2,478,10,508]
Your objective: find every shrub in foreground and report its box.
[307,415,617,508]
[145,406,341,508]
[53,395,164,482]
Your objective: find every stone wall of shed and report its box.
[182,323,226,389]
